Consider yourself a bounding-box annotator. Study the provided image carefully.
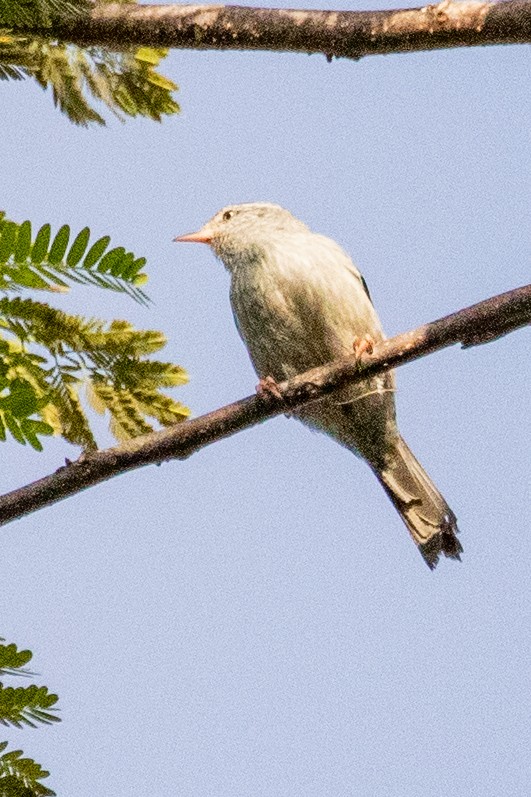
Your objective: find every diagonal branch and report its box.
[17,1,531,60]
[0,284,529,528]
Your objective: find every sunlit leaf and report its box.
[0,212,189,452]
[134,47,162,65]
[0,34,179,126]
[13,220,31,262]
[0,222,17,263]
[2,412,25,445]
[0,218,149,302]
[66,227,90,267]
[31,224,51,264]
[0,641,32,674]
[97,247,125,274]
[82,235,110,268]
[147,72,178,91]
[47,224,69,265]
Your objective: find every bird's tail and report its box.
[373,436,462,569]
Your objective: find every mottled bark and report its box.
[0,283,528,527]
[14,1,531,59]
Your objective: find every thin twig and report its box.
[15,1,531,59]
[0,284,529,527]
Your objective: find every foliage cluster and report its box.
[0,213,189,451]
[0,640,58,796]
[1,2,187,795]
[0,0,179,124]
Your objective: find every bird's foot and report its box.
[256,376,283,400]
[352,334,375,358]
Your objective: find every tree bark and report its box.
[0,283,528,527]
[14,1,531,59]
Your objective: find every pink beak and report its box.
[173,230,212,244]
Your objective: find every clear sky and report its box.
[2,2,530,795]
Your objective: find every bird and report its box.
[174,202,462,568]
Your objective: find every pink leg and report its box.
[256,375,283,400]
[352,334,375,358]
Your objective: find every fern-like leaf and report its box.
[0,29,179,126]
[0,0,88,29]
[0,644,32,678]
[0,686,59,729]
[130,388,190,426]
[0,340,55,450]
[51,373,98,451]
[0,747,55,796]
[0,210,189,451]
[0,638,58,796]
[0,298,189,450]
[92,46,179,123]
[0,215,149,303]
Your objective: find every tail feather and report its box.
[374,436,462,569]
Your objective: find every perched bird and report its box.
[175,203,462,568]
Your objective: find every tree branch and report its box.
[0,284,529,528]
[18,1,531,59]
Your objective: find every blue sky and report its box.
[2,3,530,795]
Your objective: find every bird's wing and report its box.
[338,251,373,306]
[360,274,373,304]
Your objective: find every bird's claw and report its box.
[256,376,283,400]
[352,334,374,358]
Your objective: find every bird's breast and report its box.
[229,242,381,382]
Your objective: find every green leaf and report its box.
[7,267,51,291]
[111,250,133,277]
[0,636,58,794]
[20,418,53,451]
[0,218,150,301]
[97,247,125,274]
[0,0,89,27]
[23,430,43,450]
[0,683,59,728]
[0,37,179,127]
[13,221,31,262]
[0,235,189,451]
[66,227,90,267]
[26,420,54,435]
[112,84,137,116]
[47,225,70,265]
[123,255,147,280]
[82,235,110,268]
[134,47,163,66]
[0,380,39,417]
[147,71,178,92]
[34,264,69,289]
[0,222,17,263]
[31,224,51,264]
[0,642,32,674]
[2,413,26,445]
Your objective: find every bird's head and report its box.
[174,202,308,272]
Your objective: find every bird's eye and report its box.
[222,210,234,222]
